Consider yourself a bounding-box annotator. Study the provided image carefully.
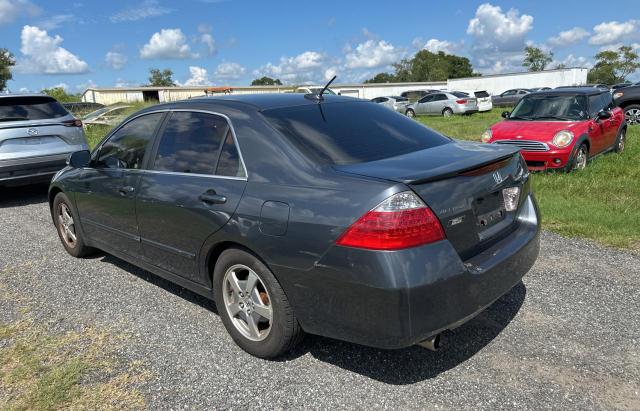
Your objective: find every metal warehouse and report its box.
[81,68,588,105]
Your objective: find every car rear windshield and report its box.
[451,92,468,98]
[262,101,450,165]
[0,96,69,122]
[474,91,490,98]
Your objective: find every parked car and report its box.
[370,96,409,113]
[400,89,438,102]
[610,82,632,93]
[0,94,88,187]
[613,84,640,125]
[482,88,626,172]
[458,90,492,112]
[556,84,610,91]
[49,94,540,358]
[295,86,337,95]
[62,102,105,114]
[405,91,478,117]
[82,105,131,126]
[491,89,531,107]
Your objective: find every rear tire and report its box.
[213,248,303,358]
[405,109,415,118]
[614,128,626,153]
[52,192,95,258]
[623,104,640,125]
[442,108,453,117]
[566,143,588,172]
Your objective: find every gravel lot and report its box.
[1,184,639,410]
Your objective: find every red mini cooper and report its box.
[481,88,626,172]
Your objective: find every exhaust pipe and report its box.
[417,334,442,351]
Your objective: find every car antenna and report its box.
[318,75,336,99]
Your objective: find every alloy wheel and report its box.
[625,108,640,125]
[618,131,626,152]
[406,110,415,118]
[575,146,587,170]
[57,203,77,248]
[222,264,273,341]
[443,109,453,117]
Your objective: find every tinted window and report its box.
[450,92,467,98]
[153,112,228,174]
[588,94,608,117]
[215,130,245,177]
[518,90,528,94]
[418,95,434,103]
[600,93,614,110]
[97,113,163,169]
[433,94,448,101]
[474,91,490,98]
[0,96,68,121]
[502,90,516,96]
[262,102,450,165]
[394,97,408,102]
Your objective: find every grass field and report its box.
[82,104,639,250]
[418,111,640,251]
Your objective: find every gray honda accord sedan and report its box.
[49,94,540,358]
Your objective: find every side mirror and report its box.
[501,111,511,119]
[67,150,91,168]
[596,110,611,120]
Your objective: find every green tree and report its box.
[41,87,80,102]
[147,68,176,87]
[0,48,16,92]
[387,50,477,82]
[251,76,283,86]
[522,46,553,72]
[364,72,396,83]
[554,63,567,70]
[588,45,640,84]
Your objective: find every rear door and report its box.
[74,112,165,255]
[135,111,247,283]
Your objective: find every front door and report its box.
[135,111,247,284]
[74,112,165,255]
[415,95,433,115]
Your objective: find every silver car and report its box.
[83,105,131,126]
[0,94,88,187]
[370,96,409,113]
[405,91,478,117]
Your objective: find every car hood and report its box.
[490,120,585,141]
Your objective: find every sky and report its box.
[1,0,639,93]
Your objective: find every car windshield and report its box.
[510,94,588,121]
[262,101,450,165]
[0,96,68,122]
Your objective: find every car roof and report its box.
[0,93,55,99]
[182,93,357,111]
[529,87,606,96]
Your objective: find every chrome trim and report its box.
[138,169,247,181]
[493,140,550,152]
[93,108,249,180]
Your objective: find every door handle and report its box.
[118,185,135,195]
[199,191,227,204]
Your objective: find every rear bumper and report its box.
[276,194,540,349]
[0,153,71,186]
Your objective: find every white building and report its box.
[81,68,588,105]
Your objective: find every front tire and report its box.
[566,143,588,172]
[52,192,95,257]
[614,128,626,153]
[213,248,303,358]
[405,109,415,118]
[623,104,640,125]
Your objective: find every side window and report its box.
[589,94,605,117]
[517,90,528,95]
[418,95,433,103]
[600,93,614,110]
[152,111,227,175]
[502,90,515,97]
[96,112,163,169]
[432,94,447,101]
[215,130,246,178]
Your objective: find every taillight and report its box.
[63,119,83,127]
[456,99,467,104]
[336,191,445,250]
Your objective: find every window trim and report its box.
[105,108,248,181]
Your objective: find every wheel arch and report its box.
[202,240,275,290]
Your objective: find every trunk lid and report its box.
[0,117,85,160]
[335,141,529,259]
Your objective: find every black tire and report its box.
[405,109,415,118]
[52,192,95,257]
[442,107,453,117]
[614,127,626,153]
[623,104,640,125]
[213,247,303,358]
[566,143,588,173]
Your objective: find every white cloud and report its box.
[0,0,40,24]
[344,39,404,69]
[105,51,127,70]
[16,25,89,74]
[553,54,592,69]
[140,28,198,59]
[589,20,639,46]
[114,78,137,88]
[547,27,589,47]
[75,79,96,91]
[201,33,216,56]
[36,14,74,30]
[467,3,533,53]
[413,38,462,54]
[214,62,245,80]
[255,51,327,83]
[598,42,640,52]
[182,66,209,86]
[110,0,172,23]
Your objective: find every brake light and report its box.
[63,119,83,127]
[336,192,445,250]
[456,99,467,104]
